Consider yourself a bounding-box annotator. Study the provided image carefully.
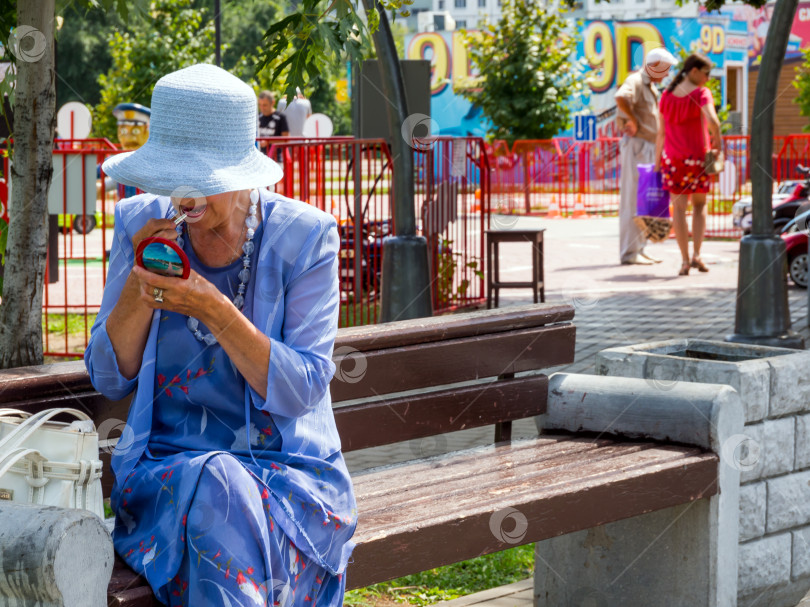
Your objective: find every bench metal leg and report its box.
[533,373,743,607]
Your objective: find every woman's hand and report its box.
[132,218,179,252]
[131,265,229,324]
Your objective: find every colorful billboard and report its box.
[405,7,809,139]
[405,31,488,137]
[576,16,749,135]
[700,2,810,66]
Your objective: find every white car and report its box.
[732,181,802,234]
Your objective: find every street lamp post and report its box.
[726,0,804,349]
[360,0,433,322]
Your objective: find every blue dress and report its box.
[112,218,356,607]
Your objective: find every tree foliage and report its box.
[793,47,810,131]
[54,3,122,109]
[461,0,584,144]
[254,0,413,102]
[93,0,216,141]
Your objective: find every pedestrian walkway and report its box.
[342,216,810,606]
[343,285,810,472]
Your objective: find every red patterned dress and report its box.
[659,86,714,195]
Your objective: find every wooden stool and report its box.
[486,229,545,309]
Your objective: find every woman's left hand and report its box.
[132,265,228,323]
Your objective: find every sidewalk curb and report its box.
[434,578,533,606]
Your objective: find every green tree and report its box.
[93,0,216,142]
[793,47,810,130]
[54,3,121,109]
[461,0,584,144]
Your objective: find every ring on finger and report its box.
[153,287,164,303]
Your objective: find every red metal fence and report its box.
[487,134,810,238]
[1,136,489,357]
[4,133,810,356]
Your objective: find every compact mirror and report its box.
[135,237,190,279]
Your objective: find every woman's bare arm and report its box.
[655,119,665,171]
[701,102,722,150]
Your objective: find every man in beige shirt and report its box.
[615,47,676,265]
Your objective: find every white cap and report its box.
[645,47,677,66]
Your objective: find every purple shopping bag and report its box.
[636,164,670,219]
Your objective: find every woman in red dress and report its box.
[656,53,722,276]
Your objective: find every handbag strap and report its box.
[0,447,46,481]
[0,408,93,454]
[0,409,32,419]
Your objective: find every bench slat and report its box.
[336,304,574,352]
[335,375,548,451]
[355,441,702,530]
[346,438,718,589]
[352,435,614,500]
[331,323,575,402]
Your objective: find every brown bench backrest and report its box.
[331,303,575,450]
[0,303,575,489]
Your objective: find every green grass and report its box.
[344,544,534,606]
[339,301,381,328]
[42,313,97,336]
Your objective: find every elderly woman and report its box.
[85,64,356,606]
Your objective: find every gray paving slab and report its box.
[344,216,810,604]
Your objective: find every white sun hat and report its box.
[102,64,283,197]
[645,47,677,67]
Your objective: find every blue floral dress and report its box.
[112,220,356,607]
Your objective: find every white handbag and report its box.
[0,408,104,518]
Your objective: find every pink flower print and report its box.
[270,463,281,471]
[157,374,166,385]
[171,375,181,384]
[261,487,269,500]
[180,386,189,395]
[261,427,273,436]
[246,567,254,575]
[195,368,206,378]
[164,388,173,398]
[186,369,191,380]
[225,567,230,580]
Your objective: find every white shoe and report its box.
[621,256,655,265]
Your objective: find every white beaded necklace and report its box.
[175,188,260,346]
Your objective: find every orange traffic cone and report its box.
[572,193,588,219]
[546,195,561,219]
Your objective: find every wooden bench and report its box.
[0,303,742,606]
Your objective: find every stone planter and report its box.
[596,338,810,607]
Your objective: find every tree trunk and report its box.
[0,0,56,368]
[363,2,415,237]
[728,0,803,348]
[751,0,798,235]
[361,2,433,322]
